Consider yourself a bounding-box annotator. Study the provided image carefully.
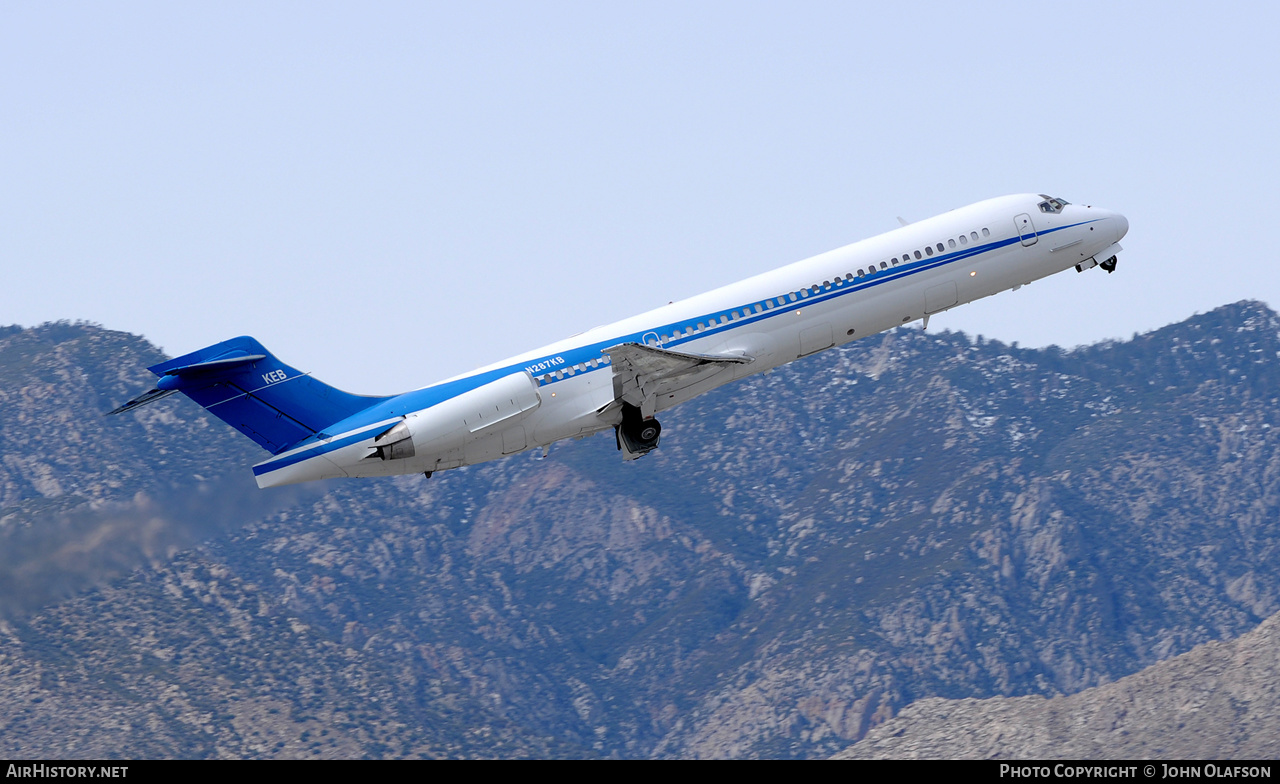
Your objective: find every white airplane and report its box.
[112,193,1127,488]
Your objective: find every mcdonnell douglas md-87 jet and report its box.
[112,194,1128,487]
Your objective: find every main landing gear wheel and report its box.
[616,404,661,460]
[635,420,661,443]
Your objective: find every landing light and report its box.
[970,271,977,277]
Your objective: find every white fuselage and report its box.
[252,194,1128,487]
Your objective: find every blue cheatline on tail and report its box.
[110,336,387,454]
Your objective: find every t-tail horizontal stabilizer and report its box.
[109,336,389,455]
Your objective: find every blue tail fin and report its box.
[116,336,388,454]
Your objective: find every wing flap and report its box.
[602,342,751,414]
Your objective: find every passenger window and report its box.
[765,301,775,309]
[959,235,967,246]
[948,239,956,248]
[914,250,922,260]
[982,228,990,237]
[754,305,763,313]
[891,257,899,265]
[925,246,933,257]
[777,297,785,305]
[880,261,888,270]
[936,243,944,253]
[720,315,729,324]
[697,323,705,331]
[857,269,865,277]
[845,273,854,280]
[970,231,979,241]
[788,293,797,302]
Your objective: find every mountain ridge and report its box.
[1,301,1278,757]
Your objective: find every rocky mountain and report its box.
[1,300,1279,758]
[838,610,1280,759]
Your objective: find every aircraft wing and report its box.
[601,342,751,418]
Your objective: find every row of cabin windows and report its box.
[539,355,611,384]
[538,226,994,384]
[850,227,990,278]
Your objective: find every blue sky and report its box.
[3,2,1277,393]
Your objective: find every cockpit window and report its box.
[1037,194,1069,214]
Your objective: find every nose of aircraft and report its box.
[1113,212,1129,243]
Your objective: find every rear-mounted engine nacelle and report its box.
[371,420,415,460]
[367,371,542,462]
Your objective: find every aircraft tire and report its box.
[636,419,661,445]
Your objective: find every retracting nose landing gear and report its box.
[1076,254,1119,274]
[616,403,662,460]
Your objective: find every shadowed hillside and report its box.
[838,611,1280,759]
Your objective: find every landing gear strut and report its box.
[616,403,661,460]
